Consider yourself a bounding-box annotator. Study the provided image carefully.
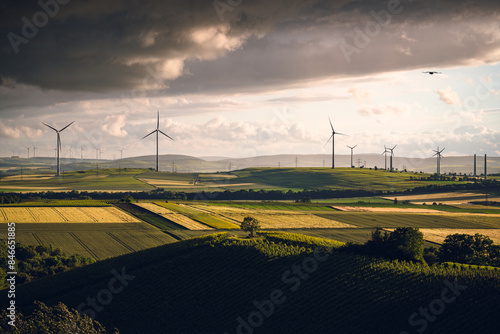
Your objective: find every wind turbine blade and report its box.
[324,134,333,147]
[158,130,174,141]
[392,145,397,150]
[42,122,58,132]
[59,121,74,132]
[157,111,160,130]
[142,130,157,139]
[328,117,334,131]
[353,145,357,149]
[336,132,348,136]
[440,147,445,154]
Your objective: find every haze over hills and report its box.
[0,154,499,175]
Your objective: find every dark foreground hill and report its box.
[2,233,500,334]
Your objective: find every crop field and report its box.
[316,212,500,229]
[203,202,336,211]
[187,203,355,229]
[0,168,155,192]
[155,202,239,229]
[230,168,463,191]
[384,192,500,204]
[9,233,500,334]
[0,207,141,223]
[412,228,500,244]
[134,202,213,230]
[0,222,176,260]
[0,199,110,207]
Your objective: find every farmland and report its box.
[4,233,499,334]
[0,223,176,260]
[0,207,141,223]
[134,202,214,230]
[0,166,477,193]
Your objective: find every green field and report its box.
[3,233,499,334]
[0,199,110,207]
[0,167,470,192]
[230,167,464,191]
[0,222,176,260]
[202,201,336,211]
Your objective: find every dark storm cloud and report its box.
[1,0,500,97]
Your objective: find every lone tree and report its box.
[241,216,260,238]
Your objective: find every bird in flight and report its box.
[422,71,442,75]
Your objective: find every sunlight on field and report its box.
[188,204,355,229]
[331,206,442,213]
[417,229,500,244]
[384,192,500,204]
[0,207,140,223]
[135,203,213,230]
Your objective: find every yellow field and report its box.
[0,207,140,223]
[188,204,355,229]
[135,203,213,230]
[331,206,441,213]
[412,229,500,244]
[384,192,500,204]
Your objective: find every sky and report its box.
[1,0,500,160]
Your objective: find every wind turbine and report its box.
[142,111,174,172]
[432,147,445,175]
[388,145,397,172]
[81,145,86,160]
[119,148,124,160]
[325,117,346,169]
[382,146,389,171]
[42,121,74,176]
[26,146,31,159]
[32,145,37,158]
[346,145,357,168]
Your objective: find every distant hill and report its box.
[1,154,499,175]
[3,233,499,334]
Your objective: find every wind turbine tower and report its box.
[432,147,445,175]
[325,117,346,169]
[42,121,74,176]
[382,146,389,171]
[142,111,174,172]
[474,154,477,176]
[388,145,397,172]
[346,145,357,168]
[485,154,487,180]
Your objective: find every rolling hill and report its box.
[3,233,499,334]
[1,154,499,174]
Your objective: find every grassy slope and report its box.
[1,167,468,193]
[0,169,155,191]
[3,233,499,334]
[232,167,464,191]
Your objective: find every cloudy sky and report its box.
[1,0,499,160]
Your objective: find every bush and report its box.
[363,227,424,262]
[439,233,496,266]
